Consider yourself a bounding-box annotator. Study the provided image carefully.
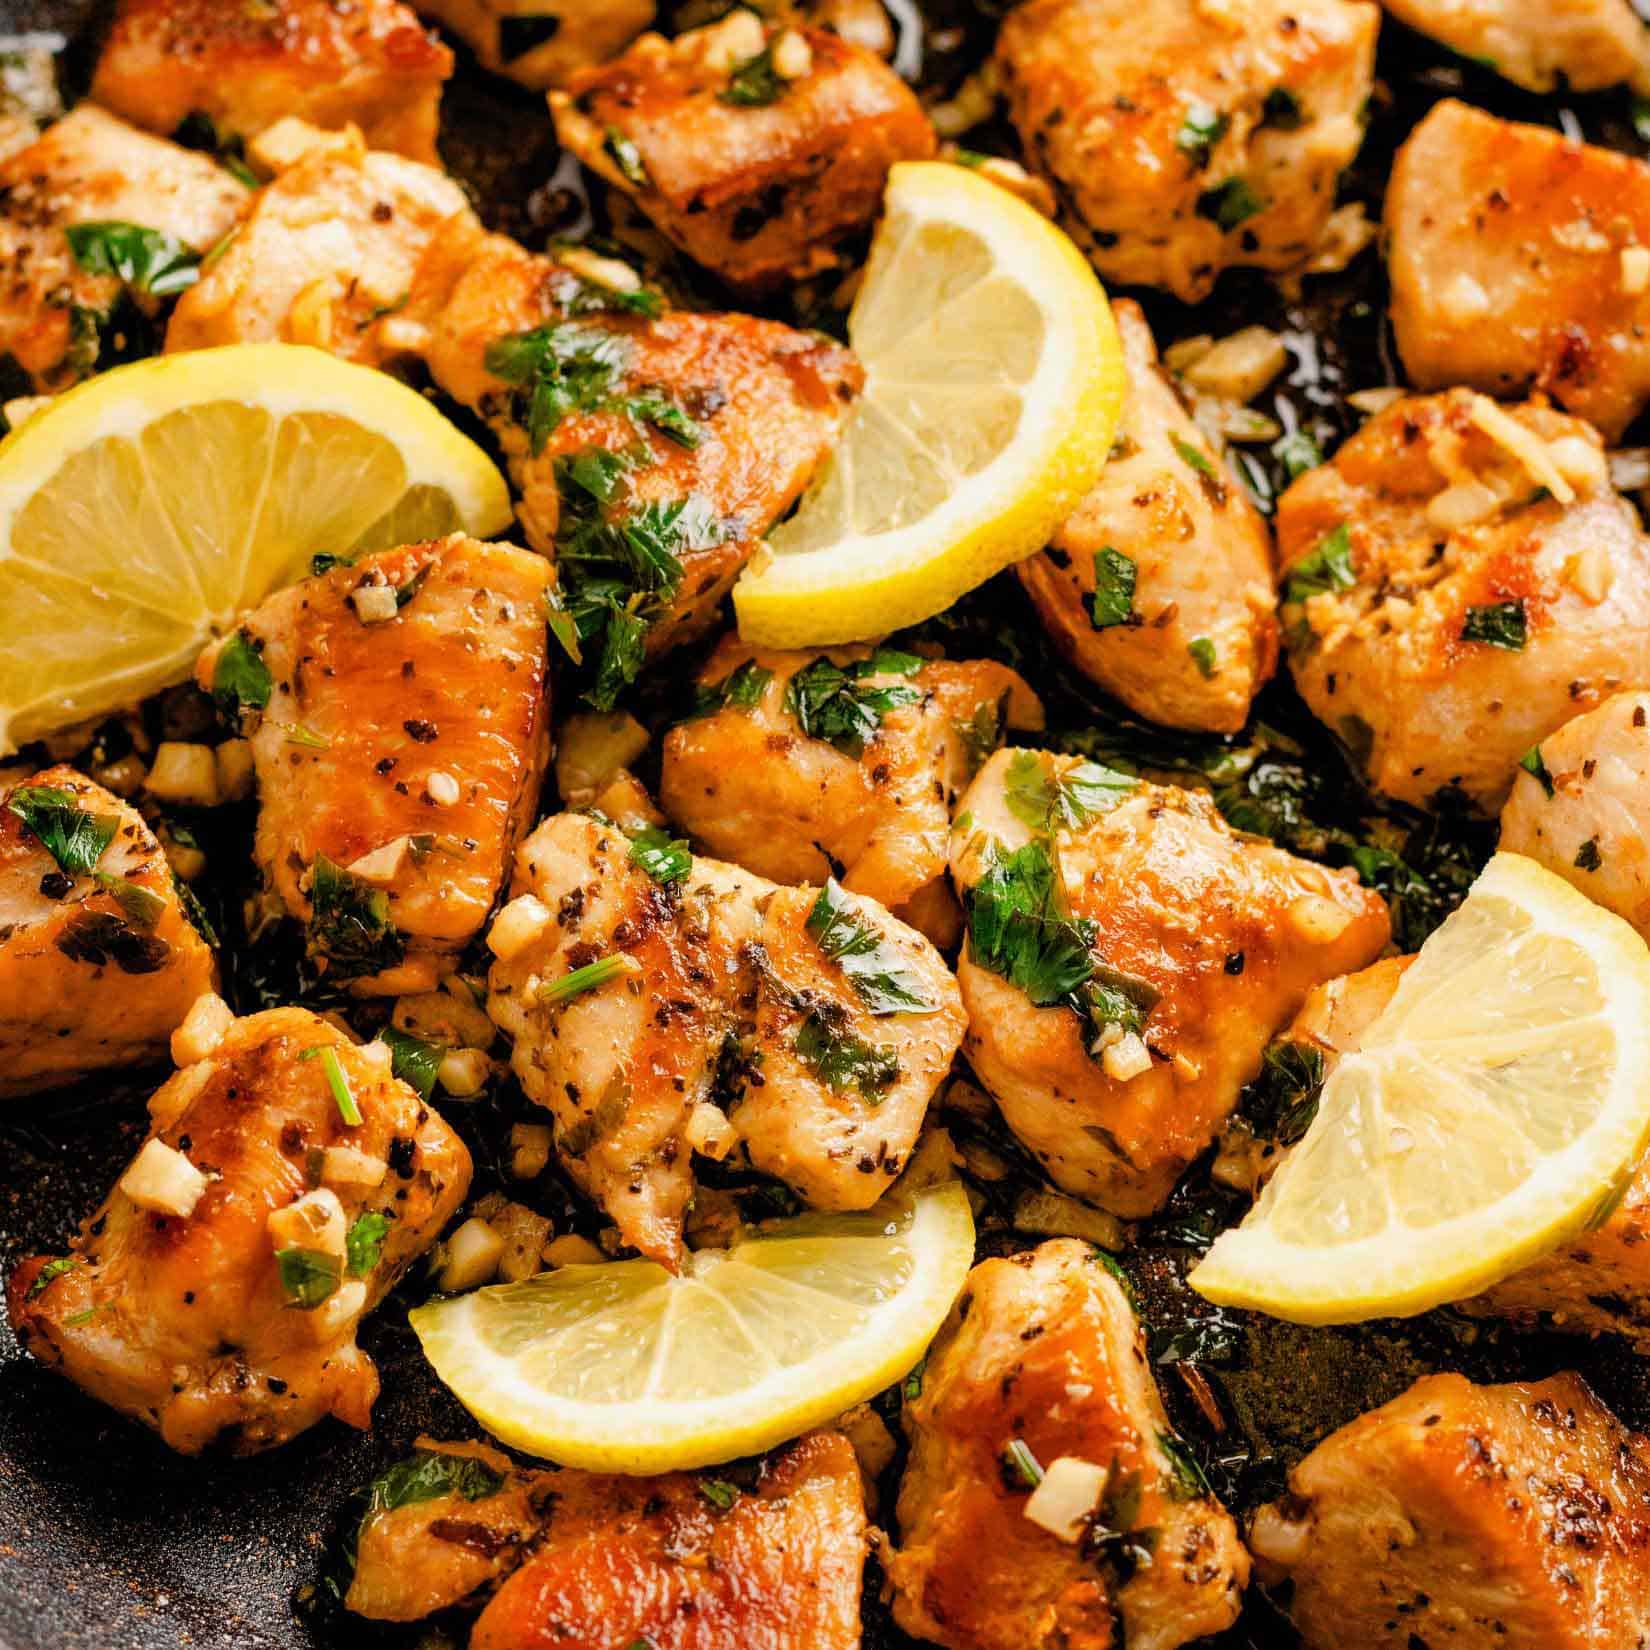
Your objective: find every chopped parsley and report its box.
[300,1044,363,1126]
[1188,637,1218,677]
[697,1477,740,1510]
[1576,837,1603,872]
[1271,427,1322,478]
[1000,1438,1044,1491]
[1089,547,1137,630]
[603,126,649,187]
[966,840,1096,1006]
[6,785,118,876]
[692,658,774,716]
[26,1256,79,1299]
[1170,434,1215,478]
[720,46,785,107]
[55,910,170,973]
[955,696,1005,776]
[94,872,166,929]
[1519,744,1554,798]
[485,323,632,455]
[64,221,202,297]
[307,855,405,979]
[1460,600,1527,651]
[345,1211,393,1277]
[1196,177,1265,231]
[275,1246,341,1310]
[539,952,637,1006]
[1002,751,1135,834]
[210,631,273,716]
[783,652,924,757]
[1175,101,1228,168]
[383,1026,443,1102]
[794,1005,899,1099]
[903,1358,926,1401]
[629,824,693,885]
[1238,1040,1325,1145]
[805,878,937,1013]
[1260,87,1305,130]
[1283,523,1355,605]
[1158,1432,1213,1500]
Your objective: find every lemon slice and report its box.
[732,160,1124,646]
[1191,853,1650,1325]
[0,343,512,754]
[410,1180,975,1473]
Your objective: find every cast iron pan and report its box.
[5,5,1650,1648]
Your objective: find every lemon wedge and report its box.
[732,160,1124,646]
[410,1180,975,1473]
[0,343,512,753]
[1191,853,1650,1325]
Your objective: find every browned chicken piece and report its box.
[1501,690,1650,942]
[6,1004,471,1454]
[1383,0,1650,92]
[550,10,935,293]
[950,749,1389,1216]
[486,810,964,1268]
[416,0,655,89]
[0,764,217,1098]
[195,534,552,997]
[1387,100,1650,441]
[90,0,452,164]
[1250,1371,1650,1650]
[407,216,860,663]
[1018,301,1279,734]
[0,103,247,391]
[659,635,1043,946]
[1277,388,1650,811]
[346,1431,866,1648]
[889,1239,1249,1650]
[166,121,471,363]
[995,0,1378,302]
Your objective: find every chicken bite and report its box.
[0,765,217,1098]
[1501,690,1650,943]
[90,0,452,164]
[1250,1371,1650,1650]
[0,103,247,391]
[6,1004,472,1454]
[406,216,860,681]
[659,636,1043,945]
[950,749,1389,1216]
[1383,0,1650,93]
[889,1239,1248,1650]
[346,1431,866,1647]
[1387,99,1650,441]
[195,534,552,997]
[416,0,654,89]
[166,120,472,362]
[1277,388,1650,811]
[486,810,964,1268]
[994,0,1378,302]
[550,10,934,293]
[1017,300,1279,733]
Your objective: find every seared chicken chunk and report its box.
[951,749,1389,1216]
[1018,301,1279,733]
[347,1431,866,1648]
[417,0,654,89]
[660,636,1043,945]
[0,103,247,390]
[6,1004,471,1454]
[408,216,860,668]
[550,11,934,292]
[167,121,471,362]
[486,810,964,1268]
[995,0,1378,302]
[1387,100,1650,440]
[0,765,216,1098]
[889,1239,1249,1650]
[1501,690,1650,942]
[195,535,552,996]
[1277,389,1650,810]
[90,0,452,164]
[1383,0,1650,93]
[1250,1372,1650,1650]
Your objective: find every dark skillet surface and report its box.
[7,4,1650,1648]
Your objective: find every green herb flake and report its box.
[275,1246,342,1310]
[805,878,938,1014]
[65,221,203,297]
[1157,1431,1213,1501]
[6,785,119,876]
[1576,836,1603,872]
[307,854,404,979]
[630,824,693,886]
[720,46,785,107]
[1460,600,1528,651]
[603,126,649,187]
[384,1026,444,1101]
[1239,1040,1325,1145]
[301,1044,363,1126]
[346,1211,393,1277]
[1260,87,1305,130]
[903,1357,926,1401]
[697,1477,740,1510]
[1003,751,1135,834]
[1175,101,1228,167]
[1271,427,1322,478]
[1170,434,1215,478]
[693,658,774,716]
[484,322,633,455]
[1519,744,1555,799]
[783,655,924,758]
[211,631,274,715]
[26,1256,79,1299]
[539,952,638,1007]
[93,872,167,929]
[1196,177,1265,231]
[1188,637,1218,677]
[794,1007,899,1099]
[966,839,1097,1007]
[1635,95,1650,145]
[1089,547,1137,630]
[1283,523,1355,605]
[1000,1438,1044,1491]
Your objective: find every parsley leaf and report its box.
[485,323,633,454]
[1271,427,1322,478]
[1238,1040,1325,1145]
[345,1211,393,1277]
[692,658,774,716]
[275,1247,341,1309]
[1518,744,1554,798]
[1002,752,1135,833]
[697,1477,740,1510]
[1089,547,1137,629]
[308,855,405,978]
[1188,637,1218,677]
[721,46,785,106]
[1170,434,1214,477]
[1283,523,1355,604]
[805,878,937,1014]
[1196,177,1265,231]
[966,839,1097,1006]
[784,655,924,757]
[1175,101,1228,168]
[794,1005,899,1098]
[383,1026,443,1101]
[26,1256,79,1299]
[6,785,118,876]
[1460,600,1527,651]
[1157,1432,1213,1501]
[630,824,693,885]
[604,126,648,187]
[65,221,202,297]
[210,630,273,715]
